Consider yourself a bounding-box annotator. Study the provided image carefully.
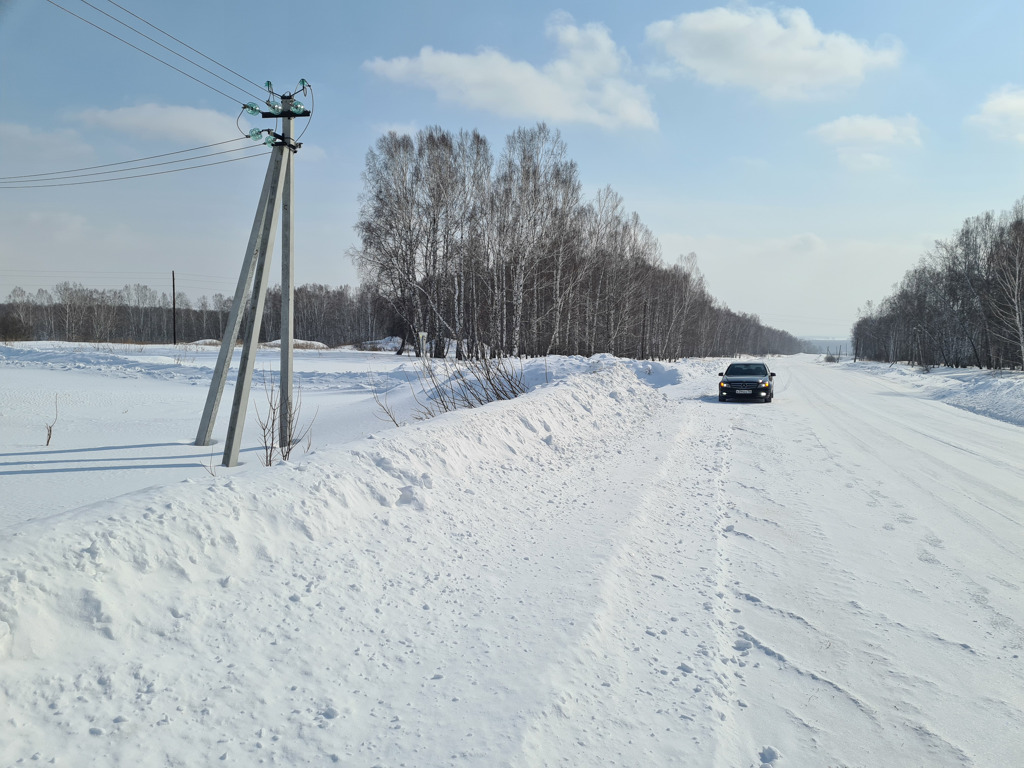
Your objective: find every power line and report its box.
[42,0,256,107]
[3,278,237,290]
[75,0,265,103]
[2,271,240,288]
[0,151,271,188]
[6,279,236,288]
[3,269,228,277]
[295,82,315,142]
[0,144,268,184]
[0,138,252,181]
[2,274,239,289]
[104,0,267,95]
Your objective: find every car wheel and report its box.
[719,394,726,402]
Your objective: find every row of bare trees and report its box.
[2,123,804,358]
[353,123,804,359]
[2,283,219,343]
[0,282,389,347]
[852,198,1024,369]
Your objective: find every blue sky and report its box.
[2,0,1023,338]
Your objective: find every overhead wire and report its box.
[295,82,315,142]
[2,273,237,288]
[0,151,271,189]
[42,0,257,107]
[236,108,249,139]
[3,275,241,297]
[42,0,312,128]
[19,3,311,190]
[0,144,268,184]
[104,0,267,94]
[74,0,266,103]
[0,138,251,181]
[2,269,234,281]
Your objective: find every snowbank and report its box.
[837,358,1024,427]
[0,361,668,765]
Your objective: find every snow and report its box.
[1,343,1022,766]
[833,357,1024,427]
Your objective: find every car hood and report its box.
[721,375,768,383]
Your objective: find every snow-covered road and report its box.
[690,359,1024,766]
[1,346,1021,766]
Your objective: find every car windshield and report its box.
[725,363,767,376]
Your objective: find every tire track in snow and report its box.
[509,398,741,766]
[699,402,823,768]
[701,359,1019,767]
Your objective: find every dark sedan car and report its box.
[718,361,776,402]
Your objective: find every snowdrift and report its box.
[2,344,1022,766]
[840,358,1024,426]
[0,362,667,765]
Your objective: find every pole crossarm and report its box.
[260,110,310,119]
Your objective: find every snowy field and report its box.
[1,342,1022,767]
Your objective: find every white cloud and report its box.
[363,15,657,130]
[0,123,94,175]
[812,114,921,145]
[811,115,920,170]
[72,104,243,144]
[646,6,902,100]
[968,85,1024,143]
[22,211,91,245]
[834,149,891,171]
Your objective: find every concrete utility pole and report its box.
[279,105,296,454]
[194,85,310,467]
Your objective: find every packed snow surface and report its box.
[1,343,1022,766]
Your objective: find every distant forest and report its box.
[853,197,1024,369]
[2,123,807,358]
[0,282,385,349]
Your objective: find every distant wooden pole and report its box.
[172,270,177,345]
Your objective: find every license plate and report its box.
[737,389,752,394]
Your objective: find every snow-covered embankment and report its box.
[1,362,685,764]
